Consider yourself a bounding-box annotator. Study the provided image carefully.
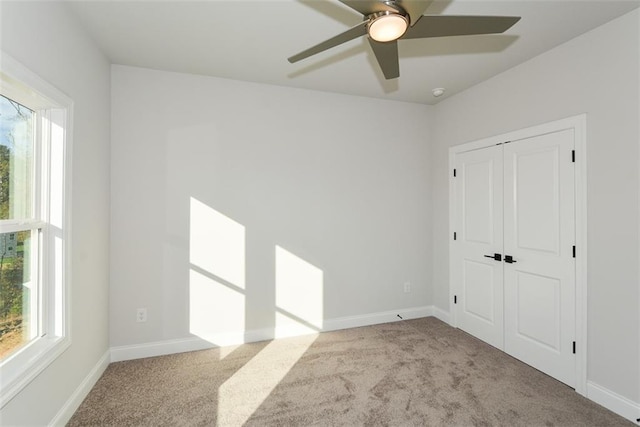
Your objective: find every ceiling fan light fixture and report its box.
[368,12,409,42]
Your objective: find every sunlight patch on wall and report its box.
[275,246,323,338]
[217,333,317,426]
[189,197,245,288]
[189,270,245,345]
[189,197,246,346]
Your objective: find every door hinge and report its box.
[453,232,457,240]
[572,150,575,163]
[454,295,457,304]
[572,341,576,354]
[573,246,576,258]
[453,168,457,177]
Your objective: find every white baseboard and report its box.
[110,336,218,362]
[111,305,433,362]
[431,306,451,325]
[587,381,640,423]
[323,306,432,332]
[49,350,110,426]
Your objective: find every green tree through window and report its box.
[0,95,34,359]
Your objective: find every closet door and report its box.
[453,146,504,349]
[503,129,576,387]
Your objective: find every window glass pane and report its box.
[0,95,34,220]
[0,230,36,360]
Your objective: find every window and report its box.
[0,53,71,407]
[0,95,37,361]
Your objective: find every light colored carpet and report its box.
[69,317,632,426]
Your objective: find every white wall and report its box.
[110,66,433,347]
[431,10,639,404]
[0,1,111,426]
[3,2,635,422]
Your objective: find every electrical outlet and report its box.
[404,282,411,293]
[136,308,147,322]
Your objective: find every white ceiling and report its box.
[68,0,640,105]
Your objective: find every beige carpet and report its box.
[69,317,632,426]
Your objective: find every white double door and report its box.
[452,128,576,387]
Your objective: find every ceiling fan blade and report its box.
[395,0,434,25]
[368,39,400,79]
[338,0,400,16]
[288,21,368,63]
[403,15,521,39]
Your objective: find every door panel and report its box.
[463,260,495,323]
[504,129,576,387]
[515,271,561,351]
[513,146,560,254]
[453,146,504,349]
[464,160,495,244]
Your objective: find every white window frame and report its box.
[0,52,73,408]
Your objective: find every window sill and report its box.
[0,335,70,408]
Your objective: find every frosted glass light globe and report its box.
[368,13,409,42]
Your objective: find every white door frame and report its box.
[448,114,587,396]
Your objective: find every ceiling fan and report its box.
[288,0,521,79]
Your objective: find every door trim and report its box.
[448,114,587,395]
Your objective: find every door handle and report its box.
[504,255,517,263]
[484,253,502,261]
